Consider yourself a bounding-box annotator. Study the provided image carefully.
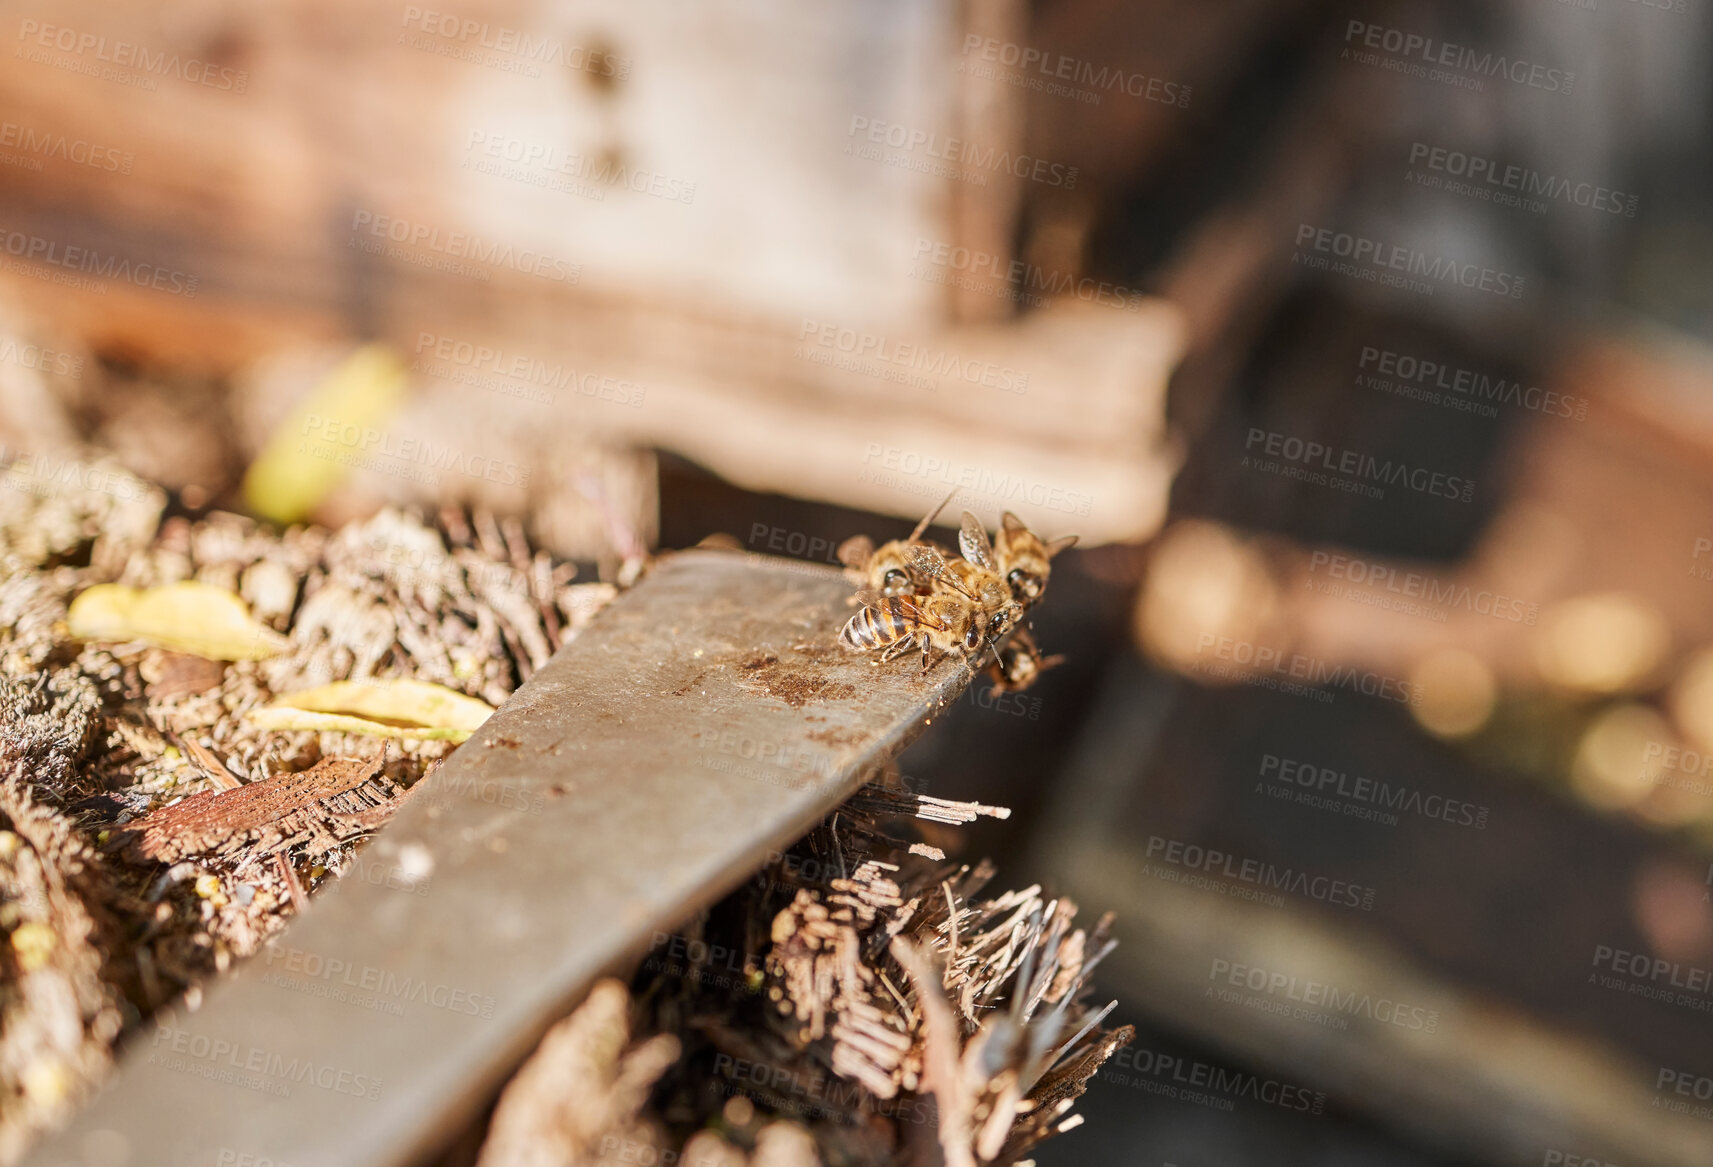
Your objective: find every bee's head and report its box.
[986,603,1021,641]
[1006,567,1044,604]
[1005,648,1038,685]
[998,513,1076,605]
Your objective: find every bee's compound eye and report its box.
[964,627,983,651]
[883,568,910,590]
[988,613,1009,636]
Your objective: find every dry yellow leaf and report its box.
[241,344,411,524]
[67,582,288,661]
[248,679,495,742]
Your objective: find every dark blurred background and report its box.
[2,0,1712,1163]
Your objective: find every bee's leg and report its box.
[923,640,947,672]
[879,637,912,664]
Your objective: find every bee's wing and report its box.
[1044,534,1079,558]
[958,511,997,570]
[892,593,951,630]
[907,545,978,599]
[852,587,884,607]
[837,534,875,569]
[904,542,948,578]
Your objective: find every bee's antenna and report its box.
[908,487,960,543]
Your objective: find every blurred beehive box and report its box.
[0,0,1183,545]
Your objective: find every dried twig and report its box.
[274,852,307,915]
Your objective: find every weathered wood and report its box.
[124,756,393,864]
[0,0,1183,545]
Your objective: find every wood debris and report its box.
[0,672,124,1164]
[0,454,619,1164]
[614,777,1130,1167]
[912,796,1012,826]
[120,756,395,865]
[170,735,243,791]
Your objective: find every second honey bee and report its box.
[953,510,1074,691]
[951,512,1023,607]
[839,520,1022,676]
[993,510,1078,608]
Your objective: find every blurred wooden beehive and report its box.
[0,0,1183,548]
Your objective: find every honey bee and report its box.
[839,536,1022,676]
[944,511,1026,628]
[992,511,1077,608]
[839,590,987,673]
[958,510,1072,691]
[837,489,957,599]
[906,538,1023,648]
[984,625,1065,692]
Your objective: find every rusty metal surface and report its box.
[29,550,971,1167]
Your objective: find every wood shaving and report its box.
[120,757,393,865]
[617,773,1129,1167]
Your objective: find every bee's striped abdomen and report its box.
[840,596,917,651]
